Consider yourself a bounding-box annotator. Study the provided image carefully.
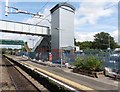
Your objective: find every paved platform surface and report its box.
[7,55,120,91]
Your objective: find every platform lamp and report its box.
[55,28,64,68]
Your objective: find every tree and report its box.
[93,32,116,50]
[76,41,93,50]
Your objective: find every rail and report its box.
[4,54,96,92]
[2,55,41,91]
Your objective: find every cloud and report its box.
[0,5,52,48]
[74,31,98,42]
[110,30,118,42]
[74,0,115,27]
[74,0,117,43]
[23,6,51,27]
[75,30,118,42]
[20,7,52,47]
[1,1,118,48]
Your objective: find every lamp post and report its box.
[113,60,116,72]
[55,28,64,68]
[108,34,110,50]
[113,60,117,79]
[60,47,63,68]
[107,35,111,65]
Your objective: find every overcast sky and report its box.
[0,0,119,48]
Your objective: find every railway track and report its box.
[2,55,40,92]
[4,54,97,92]
[3,55,81,92]
[3,54,119,92]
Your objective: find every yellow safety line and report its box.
[22,62,95,91]
[5,55,96,91]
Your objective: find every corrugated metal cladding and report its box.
[51,3,75,60]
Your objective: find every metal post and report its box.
[113,60,117,79]
[33,39,34,48]
[108,35,110,49]
[5,0,8,16]
[60,28,62,68]
[61,48,62,68]
[107,35,111,63]
[114,61,116,71]
[55,28,65,68]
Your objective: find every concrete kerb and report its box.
[21,61,96,91]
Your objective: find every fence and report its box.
[17,49,119,70]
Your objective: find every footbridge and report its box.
[0,20,51,52]
[0,20,50,36]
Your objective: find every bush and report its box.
[74,56,103,71]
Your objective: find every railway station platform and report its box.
[3,55,120,91]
